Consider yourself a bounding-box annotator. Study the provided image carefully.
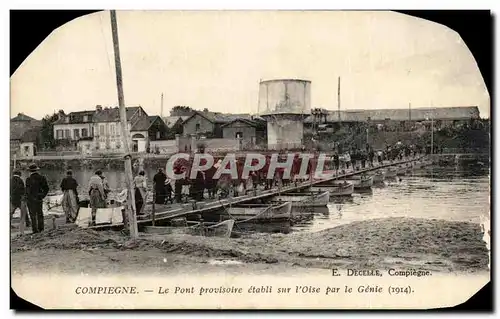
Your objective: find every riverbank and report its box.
[11,217,489,275]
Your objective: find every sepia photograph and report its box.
[9,9,491,310]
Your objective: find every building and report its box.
[163,115,189,137]
[10,113,42,157]
[92,105,149,151]
[130,115,169,152]
[181,111,256,137]
[53,110,95,140]
[221,118,267,149]
[17,127,41,157]
[304,106,481,131]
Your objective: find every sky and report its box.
[10,10,490,120]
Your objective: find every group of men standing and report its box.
[10,164,49,234]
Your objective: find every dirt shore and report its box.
[11,217,489,275]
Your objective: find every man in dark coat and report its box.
[10,170,31,228]
[204,164,218,199]
[25,164,49,233]
[153,168,167,204]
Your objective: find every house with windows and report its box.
[182,110,258,137]
[10,113,42,157]
[129,115,169,152]
[53,110,95,141]
[221,118,267,149]
[92,105,149,152]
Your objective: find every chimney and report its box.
[96,105,102,112]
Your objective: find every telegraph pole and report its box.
[160,93,164,118]
[409,102,411,129]
[337,76,341,122]
[110,10,138,239]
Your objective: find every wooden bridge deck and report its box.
[88,156,425,230]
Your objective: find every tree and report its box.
[39,111,61,149]
[170,106,194,116]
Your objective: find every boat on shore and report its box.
[311,181,354,197]
[142,219,235,238]
[224,201,292,223]
[372,170,386,183]
[271,191,330,207]
[348,175,374,190]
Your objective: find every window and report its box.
[156,132,160,139]
[64,129,70,138]
[56,130,63,139]
[99,125,105,136]
[235,132,243,138]
[73,129,80,139]
[82,128,88,137]
[195,123,201,131]
[91,126,94,137]
[110,124,116,136]
[83,115,88,122]
[24,146,29,153]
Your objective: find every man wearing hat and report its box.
[25,164,49,233]
[10,170,31,228]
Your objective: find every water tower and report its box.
[258,79,311,150]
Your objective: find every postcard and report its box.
[10,10,491,309]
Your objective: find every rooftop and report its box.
[184,111,261,124]
[163,115,189,128]
[53,110,95,124]
[93,106,143,122]
[131,115,167,131]
[11,113,37,122]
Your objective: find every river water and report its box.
[293,166,490,233]
[24,164,490,233]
